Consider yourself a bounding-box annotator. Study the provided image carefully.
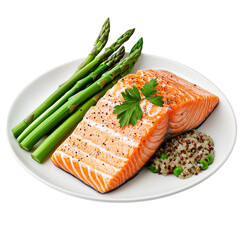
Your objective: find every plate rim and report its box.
[7,53,238,202]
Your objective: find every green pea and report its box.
[160,153,168,159]
[200,160,208,170]
[173,166,183,177]
[205,155,213,165]
[150,164,158,173]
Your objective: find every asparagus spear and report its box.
[12,24,134,138]
[20,38,143,151]
[17,46,125,143]
[11,19,110,138]
[77,18,110,70]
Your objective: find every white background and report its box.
[1,0,239,239]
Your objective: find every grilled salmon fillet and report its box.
[52,74,169,193]
[51,70,219,193]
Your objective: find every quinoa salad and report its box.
[150,130,215,179]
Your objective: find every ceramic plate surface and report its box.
[7,53,237,202]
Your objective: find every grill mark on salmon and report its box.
[71,134,128,161]
[81,118,138,147]
[52,70,219,193]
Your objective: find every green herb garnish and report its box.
[113,78,164,128]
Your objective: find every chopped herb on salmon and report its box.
[113,78,164,127]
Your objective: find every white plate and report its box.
[7,53,237,202]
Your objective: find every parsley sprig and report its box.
[113,78,164,128]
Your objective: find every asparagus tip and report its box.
[104,18,110,28]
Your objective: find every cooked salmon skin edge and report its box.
[54,164,140,194]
